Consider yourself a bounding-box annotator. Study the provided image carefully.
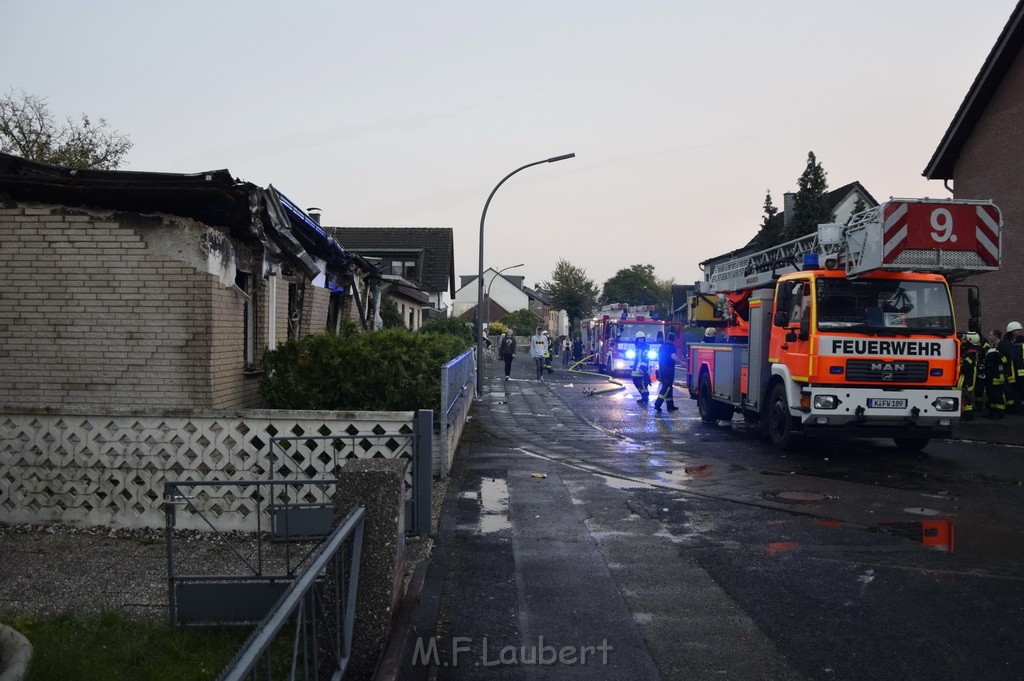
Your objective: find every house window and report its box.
[288,282,300,341]
[327,291,343,334]
[235,271,255,365]
[391,260,417,278]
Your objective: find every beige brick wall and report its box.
[951,45,1024,333]
[0,204,218,408]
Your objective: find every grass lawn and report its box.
[2,613,263,681]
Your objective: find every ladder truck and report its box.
[686,198,1002,450]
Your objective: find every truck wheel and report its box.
[697,373,731,423]
[893,437,929,452]
[766,383,797,450]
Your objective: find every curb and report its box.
[0,624,32,681]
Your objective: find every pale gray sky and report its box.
[3,1,1017,290]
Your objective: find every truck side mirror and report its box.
[773,310,790,327]
[967,286,980,319]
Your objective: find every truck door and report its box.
[780,278,812,382]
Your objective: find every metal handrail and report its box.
[215,505,365,681]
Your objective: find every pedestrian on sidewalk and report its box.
[654,332,680,412]
[498,330,516,380]
[530,326,549,380]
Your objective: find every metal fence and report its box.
[213,505,366,681]
[440,349,476,479]
[164,478,355,627]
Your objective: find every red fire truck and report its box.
[583,304,683,376]
[687,198,1001,450]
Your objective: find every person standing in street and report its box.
[530,326,549,380]
[654,332,680,412]
[543,330,554,373]
[631,331,652,405]
[498,330,516,381]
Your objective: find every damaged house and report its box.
[0,152,381,411]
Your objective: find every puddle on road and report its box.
[478,478,511,533]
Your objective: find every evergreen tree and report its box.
[787,151,833,240]
[849,195,868,223]
[750,189,783,249]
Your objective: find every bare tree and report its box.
[0,89,132,169]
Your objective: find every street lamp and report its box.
[484,262,525,331]
[476,153,575,397]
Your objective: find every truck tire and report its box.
[697,372,731,423]
[893,437,929,452]
[766,383,797,450]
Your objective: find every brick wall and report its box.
[951,44,1024,333]
[0,204,216,408]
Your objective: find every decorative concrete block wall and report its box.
[0,407,417,531]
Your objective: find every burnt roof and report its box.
[924,0,1024,180]
[0,152,251,229]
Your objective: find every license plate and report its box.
[867,398,907,409]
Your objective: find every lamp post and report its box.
[484,262,524,331]
[476,153,575,397]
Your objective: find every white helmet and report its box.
[964,332,981,345]
[1007,321,1022,333]
[635,331,646,340]
[705,327,717,338]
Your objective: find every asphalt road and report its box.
[420,354,1024,681]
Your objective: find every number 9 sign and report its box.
[930,208,957,243]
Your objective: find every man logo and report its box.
[871,362,905,372]
[882,372,894,381]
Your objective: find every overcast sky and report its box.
[3,1,1017,291]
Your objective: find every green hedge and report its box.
[260,329,470,413]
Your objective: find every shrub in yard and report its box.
[500,308,541,336]
[418,316,474,346]
[260,329,469,413]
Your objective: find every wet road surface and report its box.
[420,354,1024,680]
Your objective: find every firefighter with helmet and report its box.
[999,321,1024,413]
[631,331,652,405]
[958,332,982,420]
[703,327,717,342]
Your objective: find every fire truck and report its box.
[687,198,1001,450]
[584,304,683,376]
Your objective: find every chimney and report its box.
[783,193,795,230]
[307,207,322,225]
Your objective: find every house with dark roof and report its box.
[746,181,879,250]
[326,227,455,322]
[452,269,530,324]
[923,0,1024,331]
[0,152,381,410]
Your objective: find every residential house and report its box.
[923,0,1024,331]
[747,181,879,249]
[325,227,456,324]
[0,152,380,410]
[452,270,529,325]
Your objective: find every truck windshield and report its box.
[612,322,668,341]
[816,279,953,334]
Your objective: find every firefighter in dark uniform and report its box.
[995,321,1019,411]
[958,332,981,420]
[974,333,992,413]
[1000,321,1024,413]
[543,331,554,374]
[654,332,680,412]
[985,345,1009,419]
[631,331,652,405]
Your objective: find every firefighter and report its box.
[996,322,1021,413]
[631,331,652,405]
[984,345,1008,419]
[703,327,717,343]
[974,333,992,413]
[999,321,1024,413]
[543,331,554,373]
[958,332,981,420]
[654,332,680,412]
